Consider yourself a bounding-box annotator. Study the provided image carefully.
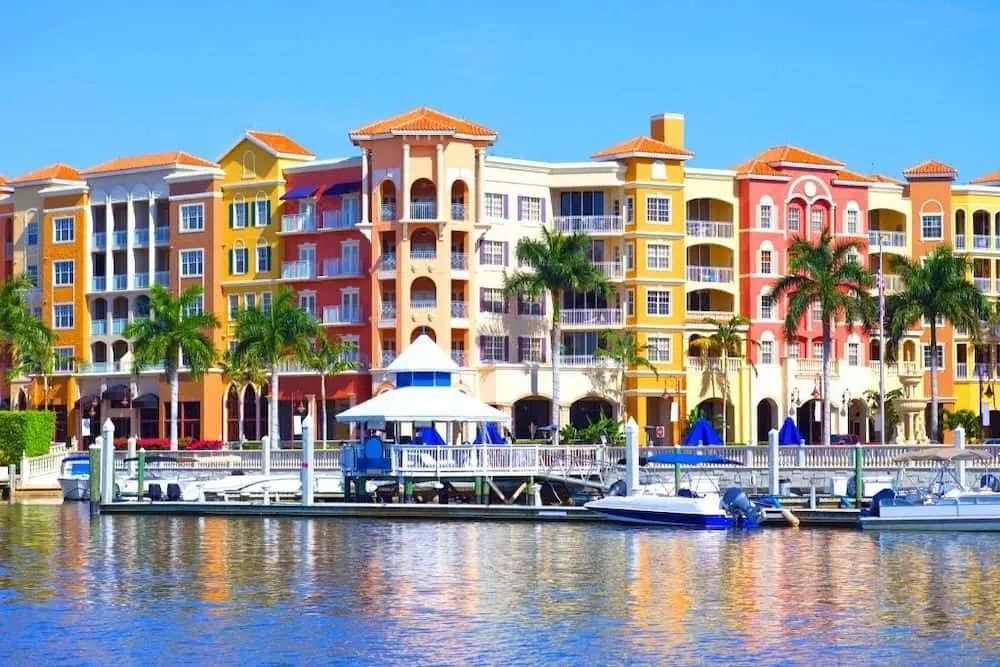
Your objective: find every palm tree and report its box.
[503,228,611,446]
[220,347,266,444]
[689,315,752,444]
[306,336,358,444]
[123,284,219,450]
[596,331,658,421]
[231,287,322,471]
[770,229,876,447]
[886,246,991,442]
[0,275,54,408]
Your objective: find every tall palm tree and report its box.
[689,315,752,444]
[886,246,991,442]
[596,330,657,421]
[0,275,46,406]
[123,284,219,450]
[306,336,358,444]
[770,229,876,447]
[231,286,322,471]
[503,228,610,446]
[220,347,266,444]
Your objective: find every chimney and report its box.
[650,113,685,149]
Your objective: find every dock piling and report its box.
[624,417,639,495]
[137,448,146,501]
[101,419,116,504]
[954,426,966,487]
[768,429,780,494]
[853,444,864,504]
[89,441,102,514]
[301,418,315,507]
[6,464,15,503]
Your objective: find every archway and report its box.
[410,178,436,219]
[848,398,868,441]
[756,398,778,444]
[243,385,259,440]
[379,180,397,220]
[410,276,436,308]
[694,398,733,443]
[15,389,28,411]
[569,397,614,429]
[225,385,239,442]
[410,228,437,259]
[450,180,469,220]
[513,396,552,440]
[411,326,436,342]
[796,399,822,444]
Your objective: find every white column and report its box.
[104,199,113,291]
[147,195,157,285]
[401,143,410,220]
[361,150,370,224]
[436,143,446,220]
[475,149,485,223]
[125,194,136,289]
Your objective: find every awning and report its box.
[103,384,130,403]
[75,394,100,409]
[336,386,510,424]
[132,393,159,408]
[322,181,362,197]
[280,185,318,200]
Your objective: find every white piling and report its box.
[768,428,780,495]
[261,434,271,477]
[625,417,640,496]
[101,419,116,504]
[301,417,315,507]
[127,436,137,476]
[954,425,966,488]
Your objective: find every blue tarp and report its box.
[418,427,446,446]
[683,416,723,446]
[473,422,505,444]
[646,452,743,466]
[778,416,804,446]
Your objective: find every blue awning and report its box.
[280,185,318,200]
[322,181,362,197]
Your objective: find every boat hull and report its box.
[58,477,89,502]
[862,491,1000,531]
[585,496,733,529]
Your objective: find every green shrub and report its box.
[0,411,55,466]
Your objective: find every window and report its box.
[53,216,74,242]
[480,335,507,363]
[812,302,823,323]
[811,209,824,233]
[759,204,772,229]
[26,265,38,286]
[921,214,943,239]
[229,294,240,320]
[518,337,544,363]
[518,196,544,222]
[647,336,671,362]
[647,243,671,270]
[298,293,316,318]
[53,260,74,286]
[183,295,204,317]
[26,222,38,245]
[788,208,800,232]
[256,244,272,273]
[485,193,505,218]
[923,344,944,369]
[53,347,74,373]
[761,340,775,365]
[232,200,249,229]
[646,196,671,223]
[481,240,506,267]
[53,303,74,329]
[624,243,634,270]
[230,247,249,275]
[245,293,256,310]
[847,252,860,265]
[787,343,800,359]
[180,204,204,232]
[180,249,204,277]
[760,249,773,274]
[846,208,859,234]
[261,292,272,315]
[651,160,666,179]
[559,191,605,217]
[922,313,945,327]
[848,342,860,366]
[625,289,634,316]
[179,402,201,440]
[760,294,774,320]
[242,151,256,179]
[480,288,507,314]
[254,198,270,227]
[812,342,823,359]
[646,289,670,316]
[518,293,543,316]
[625,197,634,224]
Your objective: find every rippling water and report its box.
[1,502,999,665]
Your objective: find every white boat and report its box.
[57,454,92,501]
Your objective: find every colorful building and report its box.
[3,106,999,446]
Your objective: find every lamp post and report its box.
[878,233,887,448]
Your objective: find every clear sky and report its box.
[3,0,999,180]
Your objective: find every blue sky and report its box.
[3,0,999,180]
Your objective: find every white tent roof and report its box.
[386,334,459,373]
[336,386,509,423]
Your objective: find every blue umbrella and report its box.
[683,416,723,446]
[778,416,804,446]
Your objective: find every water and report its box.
[1,503,999,666]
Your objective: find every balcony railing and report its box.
[379,254,397,271]
[112,274,127,290]
[688,308,736,319]
[687,220,734,238]
[381,352,397,366]
[90,320,107,336]
[974,277,991,292]
[451,351,466,366]
[321,258,361,277]
[112,318,128,335]
[956,235,967,250]
[794,359,838,377]
[381,303,397,319]
[411,298,436,310]
[974,235,991,250]
[134,273,150,289]
[112,231,128,248]
[155,227,169,244]
[561,354,604,367]
[321,210,358,230]
[451,252,468,270]
[868,230,906,248]
[92,233,106,249]
[410,247,436,260]
[686,356,743,372]
[381,203,397,221]
[451,203,467,221]
[562,308,622,326]
[410,201,436,220]
[594,261,623,280]
[554,215,623,234]
[78,360,166,375]
[451,301,468,318]
[281,213,316,233]
[282,260,316,280]
[155,271,169,286]
[134,229,149,246]
[322,306,362,325]
[687,266,734,283]
[92,276,106,291]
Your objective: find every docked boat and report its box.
[57,454,92,501]
[585,453,765,529]
[860,448,1000,531]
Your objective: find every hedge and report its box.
[0,411,55,466]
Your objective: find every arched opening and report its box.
[973,210,990,249]
[902,340,917,363]
[410,178,436,220]
[92,298,108,334]
[410,227,437,260]
[243,385,259,441]
[868,209,906,250]
[513,396,552,440]
[796,399,822,444]
[569,397,614,429]
[379,180,397,221]
[410,276,437,309]
[686,198,734,235]
[686,245,734,284]
[242,150,256,178]
[112,340,129,365]
[869,339,881,363]
[686,289,734,317]
[450,180,469,221]
[225,385,239,442]
[135,295,150,318]
[847,398,867,441]
[15,389,28,411]
[955,210,966,247]
[112,296,129,336]
[694,398,733,443]
[411,326,436,342]
[756,398,778,444]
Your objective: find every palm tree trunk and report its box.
[722,349,728,444]
[551,291,562,447]
[320,372,328,444]
[237,385,245,443]
[929,321,939,441]
[169,367,180,451]
[822,318,832,447]
[267,364,279,476]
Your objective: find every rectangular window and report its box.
[484,193,504,218]
[759,204,772,229]
[261,292,272,315]
[27,265,38,286]
[233,201,249,229]
[480,288,507,314]
[180,249,204,277]
[646,196,671,223]
[518,196,544,222]
[518,293,543,316]
[846,209,859,234]
[812,302,823,323]
[53,347,74,372]
[625,197,634,224]
[787,208,800,232]
[53,216,74,242]
[921,214,943,239]
[180,204,205,232]
[26,222,38,246]
[228,294,240,320]
[812,342,823,359]
[254,199,270,227]
[848,342,860,366]
[53,260,74,286]
[231,247,249,275]
[245,293,256,310]
[53,303,74,329]
[625,289,634,317]
[761,341,774,365]
[647,336,671,362]
[298,293,316,318]
[811,209,824,232]
[481,335,507,363]
[922,313,945,327]
[256,245,272,273]
[760,250,773,274]
[760,295,774,320]
[183,295,204,317]
[481,241,506,267]
[646,243,671,270]
[646,289,670,316]
[922,344,944,369]
[180,402,201,440]
[787,342,800,359]
[518,337,544,363]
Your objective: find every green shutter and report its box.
[265,200,271,225]
[228,249,234,275]
[250,201,257,226]
[228,203,234,228]
[243,202,250,227]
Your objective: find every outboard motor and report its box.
[981,474,1000,492]
[869,488,896,517]
[606,479,628,497]
[721,487,765,527]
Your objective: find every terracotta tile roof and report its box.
[0,175,7,186]
[869,174,902,185]
[10,163,82,184]
[834,169,875,183]
[732,159,785,178]
[971,169,1000,185]
[247,130,314,157]
[751,145,844,168]
[903,159,957,178]
[82,150,217,175]
[591,135,693,160]
[349,107,497,139]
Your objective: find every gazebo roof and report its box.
[336,386,509,424]
[386,334,459,373]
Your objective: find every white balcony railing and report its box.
[155,227,169,244]
[322,306,361,325]
[410,201,436,220]
[411,298,436,310]
[134,229,149,246]
[112,318,128,335]
[112,231,128,248]
[155,271,169,286]
[974,277,991,292]
[92,276,106,291]
[687,220,734,238]
[562,308,623,326]
[134,273,150,289]
[686,357,743,372]
[868,230,906,248]
[281,213,316,233]
[451,203,467,221]
[554,215,623,234]
[282,260,315,280]
[594,261,623,280]
[379,254,397,271]
[381,204,397,221]
[560,354,609,367]
[957,362,968,379]
[956,235,967,249]
[321,258,361,277]
[321,210,358,230]
[687,265,734,283]
[92,233,106,249]
[90,320,107,336]
[410,247,436,260]
[973,234,991,250]
[794,359,839,376]
[112,274,127,290]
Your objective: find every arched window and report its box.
[758,195,774,229]
[759,241,775,274]
[242,151,256,179]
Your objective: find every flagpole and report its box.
[878,235,886,447]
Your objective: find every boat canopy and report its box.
[336,385,510,424]
[646,452,742,466]
[892,447,991,463]
[62,454,91,462]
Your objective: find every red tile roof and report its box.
[971,169,1000,185]
[834,169,875,183]
[247,130,314,157]
[83,150,217,175]
[10,163,83,184]
[591,135,693,160]
[350,107,497,140]
[732,159,786,178]
[869,174,902,185]
[751,145,844,168]
[0,175,7,186]
[903,159,957,179]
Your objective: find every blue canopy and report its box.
[280,185,318,200]
[418,427,446,446]
[683,416,723,446]
[646,452,742,466]
[62,454,91,462]
[322,181,362,197]
[778,416,804,446]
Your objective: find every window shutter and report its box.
[228,249,234,274]
[541,295,546,316]
[503,242,509,266]
[250,202,257,226]
[478,335,484,362]
[243,202,250,226]
[503,336,509,362]
[541,199,547,222]
[517,294,523,314]
[478,243,485,263]
[540,338,546,362]
[517,196,524,221]
[517,336,524,363]
[502,195,509,219]
[264,200,271,225]
[228,203,234,228]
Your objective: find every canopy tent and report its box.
[892,447,990,464]
[418,427,446,446]
[778,416,804,446]
[683,416,723,446]
[336,386,510,424]
[473,423,505,444]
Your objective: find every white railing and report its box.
[686,357,743,372]
[869,230,906,248]
[322,305,361,325]
[688,309,736,319]
[687,220,734,238]
[282,260,315,280]
[451,301,468,318]
[554,215,623,234]
[381,303,397,319]
[410,247,437,260]
[974,277,991,292]
[451,252,468,270]
[113,448,343,473]
[794,358,838,376]
[594,261,623,280]
[973,234,990,250]
[411,299,436,310]
[956,235,966,249]
[321,258,361,277]
[410,201,436,220]
[379,254,396,271]
[562,308,623,326]
[78,360,166,374]
[20,443,69,484]
[560,354,609,367]
[321,210,358,230]
[880,275,902,293]
[687,265,734,283]
[281,213,316,233]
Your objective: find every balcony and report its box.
[321,210,358,230]
[560,354,605,367]
[687,220,734,238]
[956,235,967,250]
[379,254,397,272]
[112,274,128,290]
[411,298,436,310]
[410,201,436,220]
[410,247,437,261]
[973,235,991,250]
[92,233,106,249]
[381,204,397,221]
[112,231,128,248]
[380,303,397,320]
[562,308,622,326]
[451,301,468,318]
[594,261,623,281]
[687,265,734,283]
[451,252,468,270]
[880,275,902,293]
[282,260,316,280]
[134,273,150,289]
[688,308,736,320]
[92,276,106,291]
[686,357,743,372]
[554,215,623,234]
[322,305,362,325]
[155,271,169,286]
[134,229,149,246]
[78,360,166,375]
[794,358,838,377]
[381,352,396,366]
[321,258,361,278]
[281,213,316,234]
[868,230,905,248]
[154,227,169,244]
[451,204,467,221]
[974,277,991,292]
[90,320,107,336]
[112,318,128,335]
[451,351,466,366]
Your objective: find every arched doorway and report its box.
[410,178,437,219]
[513,396,552,440]
[243,385,259,440]
[15,389,28,411]
[450,180,469,220]
[847,398,868,441]
[379,180,397,221]
[797,399,822,444]
[756,398,778,444]
[411,326,436,342]
[695,398,733,443]
[225,385,239,442]
[569,397,614,428]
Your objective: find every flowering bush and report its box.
[105,438,224,451]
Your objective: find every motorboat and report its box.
[586,453,765,529]
[57,454,92,501]
[116,455,208,501]
[861,447,1000,531]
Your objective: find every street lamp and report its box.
[789,388,800,416]
[980,368,994,435]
